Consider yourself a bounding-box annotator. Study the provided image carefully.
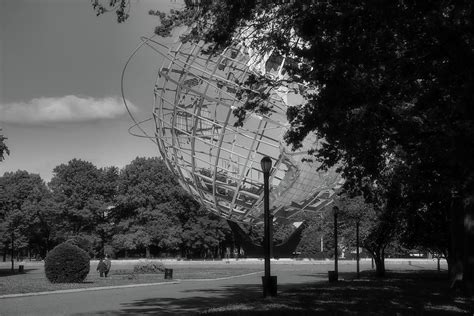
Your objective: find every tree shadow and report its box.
[0,268,38,277]
[75,283,264,316]
[78,270,473,315]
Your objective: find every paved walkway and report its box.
[0,260,444,315]
[0,270,322,315]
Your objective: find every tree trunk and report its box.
[373,249,385,277]
[462,195,474,296]
[11,232,14,272]
[449,195,474,296]
[374,256,385,277]
[446,249,454,276]
[145,247,150,259]
[448,197,474,296]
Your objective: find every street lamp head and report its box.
[260,156,273,173]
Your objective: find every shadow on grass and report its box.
[0,268,37,277]
[80,270,473,316]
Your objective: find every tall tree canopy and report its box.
[0,129,9,162]
[49,159,119,253]
[112,157,185,256]
[112,157,230,258]
[0,171,51,268]
[0,157,232,260]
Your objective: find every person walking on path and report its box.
[97,258,107,277]
[104,254,112,277]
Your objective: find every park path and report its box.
[0,269,323,315]
[0,260,441,315]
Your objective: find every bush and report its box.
[45,242,90,283]
[133,261,165,274]
[65,235,95,257]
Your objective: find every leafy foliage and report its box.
[0,129,9,162]
[112,157,184,255]
[65,235,95,257]
[112,157,231,258]
[180,206,230,258]
[133,261,165,274]
[44,243,90,283]
[49,159,118,256]
[238,221,294,248]
[91,0,129,23]
[1,156,234,260]
[0,171,53,266]
[296,215,327,259]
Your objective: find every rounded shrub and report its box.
[65,235,95,257]
[44,242,91,283]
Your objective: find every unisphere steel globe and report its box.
[131,35,342,224]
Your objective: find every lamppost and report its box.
[333,206,339,281]
[261,156,277,297]
[356,219,360,279]
[328,205,339,282]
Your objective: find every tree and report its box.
[49,159,118,256]
[296,214,326,258]
[0,128,9,162]
[297,189,402,277]
[21,194,62,259]
[113,157,186,257]
[95,166,119,255]
[0,171,50,269]
[181,206,230,259]
[113,157,231,259]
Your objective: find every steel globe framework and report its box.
[128,35,342,224]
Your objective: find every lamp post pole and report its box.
[334,206,339,280]
[356,220,360,279]
[263,164,271,293]
[261,156,276,297]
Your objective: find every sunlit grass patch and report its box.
[0,268,168,295]
[201,302,309,315]
[0,263,262,296]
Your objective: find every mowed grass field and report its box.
[0,259,265,295]
[0,258,447,296]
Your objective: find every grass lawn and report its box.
[201,270,474,315]
[0,268,168,295]
[0,261,262,296]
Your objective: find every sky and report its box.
[0,0,184,183]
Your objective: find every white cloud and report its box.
[0,95,138,124]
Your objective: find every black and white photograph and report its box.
[1,1,473,314]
